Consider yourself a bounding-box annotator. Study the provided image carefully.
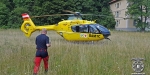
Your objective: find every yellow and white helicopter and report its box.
[21,10,111,41]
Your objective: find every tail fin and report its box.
[21,13,36,37]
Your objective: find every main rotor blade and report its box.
[31,14,74,18]
[63,10,76,14]
[81,14,108,17]
[81,14,93,16]
[63,10,108,16]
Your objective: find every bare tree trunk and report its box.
[140,5,145,32]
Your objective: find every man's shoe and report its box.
[45,69,48,74]
[33,73,37,75]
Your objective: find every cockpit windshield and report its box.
[68,15,82,20]
[93,24,109,33]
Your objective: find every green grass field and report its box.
[0,29,150,75]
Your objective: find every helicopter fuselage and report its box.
[54,20,110,41]
[21,13,110,41]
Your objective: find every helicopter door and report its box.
[74,25,89,33]
[66,25,89,41]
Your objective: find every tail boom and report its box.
[21,13,56,37]
[35,25,56,30]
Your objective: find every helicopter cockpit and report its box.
[68,15,82,20]
[71,24,110,38]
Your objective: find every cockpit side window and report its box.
[71,25,89,33]
[80,25,88,33]
[71,26,77,32]
[89,25,100,34]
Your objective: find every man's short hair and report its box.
[41,28,47,34]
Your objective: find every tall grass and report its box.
[0,29,150,75]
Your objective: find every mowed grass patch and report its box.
[0,29,150,75]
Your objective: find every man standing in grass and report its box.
[33,28,51,75]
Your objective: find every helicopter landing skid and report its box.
[106,38,111,41]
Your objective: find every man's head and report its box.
[41,28,47,34]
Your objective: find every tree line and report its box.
[127,0,150,31]
[0,0,116,29]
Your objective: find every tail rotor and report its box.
[21,13,36,37]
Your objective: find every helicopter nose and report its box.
[102,31,111,39]
[97,25,111,39]
[104,33,111,39]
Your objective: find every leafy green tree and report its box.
[6,0,32,28]
[7,7,28,28]
[1,0,15,11]
[127,0,150,31]
[0,0,115,29]
[0,2,10,28]
[30,0,67,25]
